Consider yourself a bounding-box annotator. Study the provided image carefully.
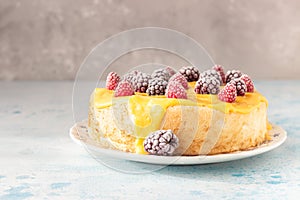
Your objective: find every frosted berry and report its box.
[114,81,134,97]
[200,69,222,84]
[146,78,168,95]
[218,83,237,103]
[122,70,140,84]
[166,81,187,99]
[225,70,242,83]
[165,66,177,77]
[241,74,255,93]
[169,73,189,89]
[132,72,151,93]
[106,72,120,90]
[212,65,226,84]
[151,68,171,81]
[230,78,247,96]
[194,77,220,95]
[179,66,200,82]
[143,130,179,156]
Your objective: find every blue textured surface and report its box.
[0,81,299,199]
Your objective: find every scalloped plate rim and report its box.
[69,121,287,165]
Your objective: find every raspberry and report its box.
[179,66,200,82]
[225,70,242,83]
[132,72,151,93]
[212,65,226,84]
[151,68,171,81]
[200,69,222,84]
[230,78,247,96]
[169,73,189,89]
[240,74,255,93]
[146,78,168,95]
[106,72,120,90]
[143,129,179,156]
[114,81,134,97]
[218,83,237,103]
[166,81,187,99]
[165,66,177,77]
[194,77,220,95]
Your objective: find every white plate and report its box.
[70,121,287,165]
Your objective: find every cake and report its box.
[88,66,271,156]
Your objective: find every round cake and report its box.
[88,66,271,156]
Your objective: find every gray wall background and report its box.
[0,0,300,80]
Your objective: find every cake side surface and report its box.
[162,103,267,155]
[88,89,268,155]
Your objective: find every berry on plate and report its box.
[143,129,179,156]
[218,83,237,103]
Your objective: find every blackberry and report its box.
[146,78,168,95]
[194,77,220,95]
[151,68,171,81]
[230,78,247,96]
[179,66,200,82]
[132,72,151,93]
[143,129,179,156]
[225,70,242,83]
[212,65,226,84]
[122,70,140,84]
[200,69,222,83]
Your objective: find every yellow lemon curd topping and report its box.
[92,83,268,141]
[93,88,268,116]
